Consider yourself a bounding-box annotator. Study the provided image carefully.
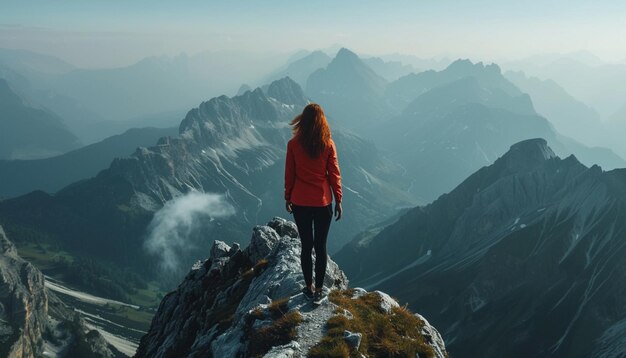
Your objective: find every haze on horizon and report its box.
[2,0,626,68]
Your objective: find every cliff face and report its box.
[135,217,447,357]
[0,225,122,358]
[0,225,47,357]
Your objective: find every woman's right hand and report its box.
[334,201,342,221]
[286,201,293,214]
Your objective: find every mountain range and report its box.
[371,59,625,203]
[0,77,413,299]
[335,139,626,357]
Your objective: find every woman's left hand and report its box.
[334,201,342,221]
[285,201,293,214]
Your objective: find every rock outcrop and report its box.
[135,217,447,357]
[0,226,47,357]
[0,225,122,358]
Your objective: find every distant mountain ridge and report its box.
[0,78,81,160]
[0,126,178,199]
[306,48,392,131]
[369,59,625,203]
[336,138,626,357]
[385,59,521,110]
[505,70,606,147]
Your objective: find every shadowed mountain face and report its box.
[0,77,413,286]
[306,48,392,132]
[0,79,81,160]
[335,139,626,358]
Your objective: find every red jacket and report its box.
[284,137,342,207]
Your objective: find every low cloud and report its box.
[144,191,235,272]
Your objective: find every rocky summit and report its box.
[135,217,447,357]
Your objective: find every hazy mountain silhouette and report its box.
[0,48,289,128]
[362,56,417,81]
[380,53,451,72]
[506,70,606,147]
[0,79,81,160]
[508,57,626,118]
[306,48,392,132]
[0,47,75,76]
[263,50,332,88]
[0,126,178,198]
[385,59,521,110]
[335,138,626,357]
[373,61,625,203]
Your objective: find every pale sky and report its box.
[1,0,626,68]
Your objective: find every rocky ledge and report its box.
[135,217,447,357]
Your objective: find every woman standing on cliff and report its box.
[284,103,343,304]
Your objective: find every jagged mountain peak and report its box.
[322,47,381,79]
[497,137,558,170]
[446,58,502,75]
[266,76,307,106]
[306,48,389,130]
[334,47,360,61]
[236,83,252,96]
[135,217,447,357]
[178,79,302,143]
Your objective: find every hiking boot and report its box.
[312,289,327,305]
[301,286,314,300]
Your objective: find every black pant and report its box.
[292,204,332,289]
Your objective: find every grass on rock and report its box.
[308,289,441,358]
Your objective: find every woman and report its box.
[284,103,342,303]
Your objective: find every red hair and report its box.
[290,103,332,158]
